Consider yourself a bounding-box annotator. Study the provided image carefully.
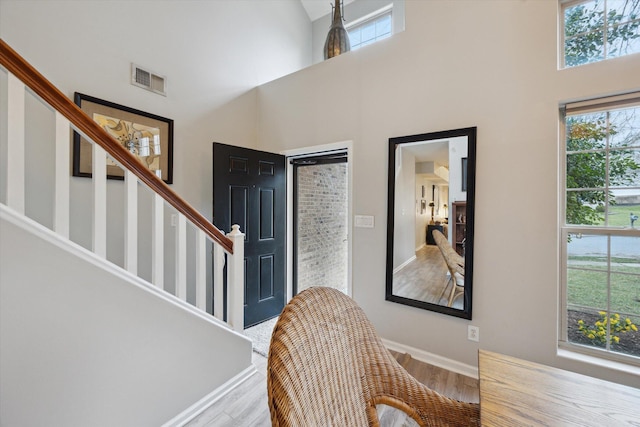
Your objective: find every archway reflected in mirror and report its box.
[386,127,476,319]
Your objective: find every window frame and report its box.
[559,92,640,366]
[560,0,640,68]
[346,4,393,51]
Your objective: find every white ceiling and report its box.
[403,141,450,165]
[300,0,355,21]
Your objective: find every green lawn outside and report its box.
[605,203,640,227]
[567,202,640,317]
[567,265,640,316]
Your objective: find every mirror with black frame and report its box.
[386,127,476,319]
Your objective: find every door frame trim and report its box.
[280,141,354,304]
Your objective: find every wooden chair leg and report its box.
[447,277,462,307]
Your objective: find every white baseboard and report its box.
[163,364,258,427]
[382,338,478,379]
[393,255,416,274]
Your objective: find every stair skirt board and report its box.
[163,364,258,427]
[1,204,255,425]
[382,338,479,379]
[0,204,233,330]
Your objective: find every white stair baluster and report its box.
[213,239,225,320]
[227,224,245,332]
[53,113,70,238]
[152,193,164,290]
[195,229,207,311]
[5,74,25,214]
[175,213,187,301]
[92,143,107,258]
[124,169,137,274]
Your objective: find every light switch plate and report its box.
[354,215,374,228]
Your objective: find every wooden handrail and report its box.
[0,39,233,254]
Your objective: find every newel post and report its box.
[227,224,245,332]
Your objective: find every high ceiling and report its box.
[300,0,355,21]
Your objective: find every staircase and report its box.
[0,39,254,426]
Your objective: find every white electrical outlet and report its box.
[468,325,479,342]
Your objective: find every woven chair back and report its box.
[267,287,480,426]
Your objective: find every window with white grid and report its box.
[347,6,393,50]
[560,92,640,365]
[561,0,640,68]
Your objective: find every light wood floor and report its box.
[184,350,479,426]
[393,245,463,309]
[185,352,271,427]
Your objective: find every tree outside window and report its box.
[563,101,640,362]
[560,1,640,364]
[563,0,640,67]
[566,109,640,227]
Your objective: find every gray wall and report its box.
[0,1,311,421]
[0,0,312,311]
[0,0,311,216]
[256,0,640,387]
[3,0,640,389]
[0,210,252,426]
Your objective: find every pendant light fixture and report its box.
[323,0,351,60]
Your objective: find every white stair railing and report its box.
[0,40,245,331]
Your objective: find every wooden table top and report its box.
[478,349,640,426]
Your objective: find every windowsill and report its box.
[557,347,640,378]
[559,50,640,71]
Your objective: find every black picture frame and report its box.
[72,93,173,184]
[386,127,476,320]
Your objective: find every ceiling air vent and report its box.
[131,64,166,96]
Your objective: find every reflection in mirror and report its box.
[386,127,476,319]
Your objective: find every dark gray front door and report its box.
[213,143,286,328]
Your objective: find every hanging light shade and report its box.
[323,0,351,60]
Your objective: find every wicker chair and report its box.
[267,287,480,426]
[432,229,465,307]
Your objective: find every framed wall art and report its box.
[72,92,174,184]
